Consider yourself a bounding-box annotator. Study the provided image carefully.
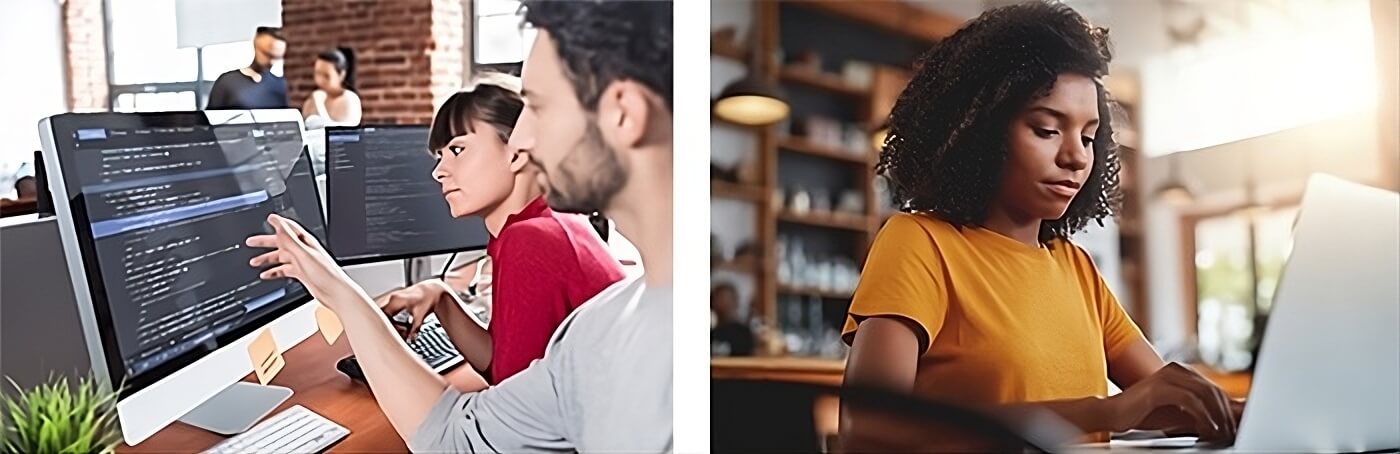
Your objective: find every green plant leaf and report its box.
[1,374,121,454]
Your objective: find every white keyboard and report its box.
[203,405,349,453]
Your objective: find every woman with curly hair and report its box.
[840,1,1242,450]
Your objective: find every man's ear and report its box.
[597,80,652,150]
[508,149,531,173]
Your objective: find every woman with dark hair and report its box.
[302,47,361,126]
[372,72,625,384]
[840,1,1242,450]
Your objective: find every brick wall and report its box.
[429,0,467,111]
[63,0,109,112]
[282,0,467,125]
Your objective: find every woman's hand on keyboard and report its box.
[377,279,455,342]
[1106,362,1239,445]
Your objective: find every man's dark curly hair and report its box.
[521,0,673,112]
[878,0,1123,242]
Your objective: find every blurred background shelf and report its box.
[711,37,750,62]
[712,179,766,203]
[776,210,869,232]
[713,257,761,274]
[777,284,853,299]
[778,137,871,165]
[778,66,868,98]
[709,0,932,365]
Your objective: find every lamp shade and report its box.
[1155,181,1195,206]
[713,75,789,126]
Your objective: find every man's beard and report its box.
[545,123,627,215]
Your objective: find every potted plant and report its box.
[2,375,121,454]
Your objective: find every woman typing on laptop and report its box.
[840,2,1242,451]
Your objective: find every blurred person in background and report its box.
[711,282,755,356]
[14,176,36,200]
[302,47,361,126]
[243,1,674,451]
[840,1,1243,451]
[206,27,288,110]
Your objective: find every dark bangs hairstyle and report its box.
[427,73,524,155]
[877,0,1124,242]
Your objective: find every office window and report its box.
[106,0,252,111]
[474,0,534,65]
[1192,205,1298,371]
[113,92,197,114]
[108,0,196,85]
[201,41,253,81]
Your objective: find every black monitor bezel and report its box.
[46,112,324,399]
[323,124,488,267]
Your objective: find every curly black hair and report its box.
[877,0,1123,242]
[520,0,673,111]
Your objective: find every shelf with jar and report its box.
[708,0,950,362]
[772,292,850,360]
[775,235,860,297]
[772,183,871,232]
[712,179,766,203]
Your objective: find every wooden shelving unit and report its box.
[713,259,760,274]
[712,179,766,203]
[710,1,953,360]
[776,210,869,232]
[778,66,869,99]
[787,0,961,43]
[710,36,750,63]
[777,137,871,165]
[777,284,853,300]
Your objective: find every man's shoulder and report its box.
[549,277,649,332]
[574,276,647,315]
[212,69,244,82]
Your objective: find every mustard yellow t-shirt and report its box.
[842,212,1144,406]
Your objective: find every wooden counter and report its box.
[710,356,846,387]
[711,356,1252,399]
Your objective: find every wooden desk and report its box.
[0,198,37,217]
[119,331,481,453]
[710,356,845,387]
[712,356,846,441]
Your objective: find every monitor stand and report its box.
[404,256,434,285]
[177,381,293,435]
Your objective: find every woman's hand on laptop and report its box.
[1106,362,1238,444]
[377,279,455,341]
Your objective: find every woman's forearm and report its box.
[432,292,494,373]
[993,396,1114,435]
[841,396,1113,452]
[333,288,473,441]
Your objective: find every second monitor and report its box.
[325,125,490,265]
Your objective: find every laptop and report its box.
[1076,174,1400,453]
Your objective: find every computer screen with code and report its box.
[325,126,489,265]
[45,112,325,393]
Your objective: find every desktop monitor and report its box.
[38,109,327,445]
[34,150,55,217]
[324,125,490,266]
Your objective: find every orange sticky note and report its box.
[315,302,344,345]
[247,329,285,385]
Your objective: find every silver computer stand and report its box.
[404,256,434,286]
[177,382,293,435]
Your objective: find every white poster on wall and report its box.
[175,0,282,48]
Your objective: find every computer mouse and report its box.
[336,355,366,383]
